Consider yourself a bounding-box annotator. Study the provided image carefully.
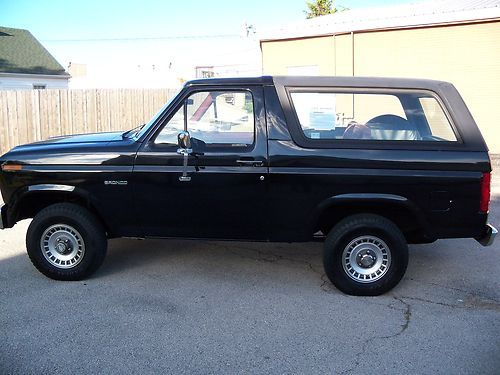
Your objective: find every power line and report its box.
[42,34,243,43]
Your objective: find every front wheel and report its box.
[323,214,408,296]
[26,203,107,280]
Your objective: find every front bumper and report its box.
[0,204,5,229]
[477,224,498,247]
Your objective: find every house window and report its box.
[201,71,214,78]
[33,84,46,90]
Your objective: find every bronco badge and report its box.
[104,180,128,186]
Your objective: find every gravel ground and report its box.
[0,169,499,374]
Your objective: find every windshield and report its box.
[132,87,184,140]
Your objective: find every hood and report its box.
[0,131,137,163]
[2,131,126,156]
[26,131,124,146]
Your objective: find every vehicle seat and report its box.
[366,114,421,141]
[343,121,372,139]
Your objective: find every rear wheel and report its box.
[26,203,107,280]
[323,214,408,296]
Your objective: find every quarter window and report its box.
[155,91,255,149]
[419,97,457,141]
[290,91,457,142]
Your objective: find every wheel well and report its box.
[13,192,111,235]
[316,203,429,243]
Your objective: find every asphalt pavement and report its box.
[0,172,499,374]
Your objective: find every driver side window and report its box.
[154,90,255,150]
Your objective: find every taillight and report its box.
[479,172,491,213]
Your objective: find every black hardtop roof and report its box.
[184,76,452,90]
[185,76,274,86]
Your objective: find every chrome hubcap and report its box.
[358,252,377,268]
[40,224,85,269]
[342,235,391,283]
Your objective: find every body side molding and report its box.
[28,184,76,192]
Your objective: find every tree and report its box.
[304,0,346,19]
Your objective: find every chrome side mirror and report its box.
[177,131,192,155]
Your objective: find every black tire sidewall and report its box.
[324,215,408,296]
[26,204,106,280]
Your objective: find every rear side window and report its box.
[290,91,457,142]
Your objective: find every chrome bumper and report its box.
[477,224,498,247]
[0,204,4,229]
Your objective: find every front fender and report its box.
[6,184,94,227]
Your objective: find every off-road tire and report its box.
[26,203,107,280]
[324,214,408,296]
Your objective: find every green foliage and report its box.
[304,0,346,19]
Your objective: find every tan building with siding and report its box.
[260,0,500,152]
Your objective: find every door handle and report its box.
[236,160,263,167]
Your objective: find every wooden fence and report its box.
[0,88,177,155]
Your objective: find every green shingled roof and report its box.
[0,26,68,76]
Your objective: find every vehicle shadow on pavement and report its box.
[99,238,330,289]
[96,233,500,305]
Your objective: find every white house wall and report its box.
[0,75,69,90]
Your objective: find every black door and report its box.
[133,86,268,239]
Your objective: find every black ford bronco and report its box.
[0,76,496,295]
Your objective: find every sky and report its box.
[0,0,416,81]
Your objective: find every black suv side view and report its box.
[0,76,496,295]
